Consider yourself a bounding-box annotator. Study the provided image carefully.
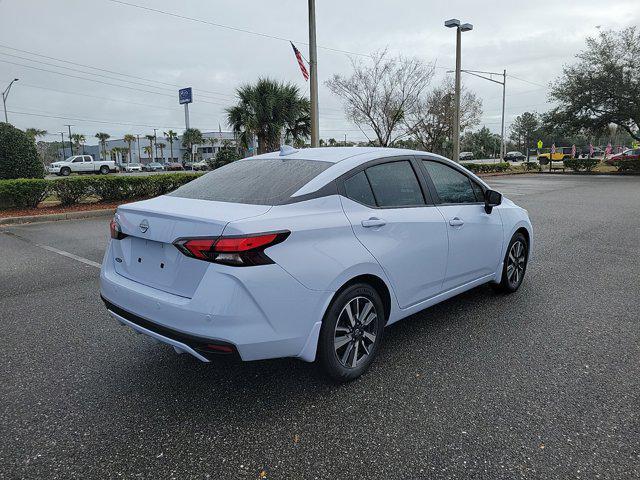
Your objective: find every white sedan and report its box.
[101,147,532,381]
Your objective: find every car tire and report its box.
[61,167,71,176]
[100,165,109,174]
[317,283,385,382]
[493,232,528,293]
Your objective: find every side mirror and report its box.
[484,189,502,214]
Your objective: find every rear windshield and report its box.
[168,158,332,205]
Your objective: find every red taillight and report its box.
[109,217,127,240]
[174,231,289,266]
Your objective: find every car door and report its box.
[83,156,94,172]
[340,158,449,308]
[420,159,503,291]
[70,156,85,172]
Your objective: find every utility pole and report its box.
[308,0,319,147]
[445,20,472,162]
[2,78,19,123]
[60,132,66,159]
[500,69,506,161]
[65,124,73,155]
[153,128,158,161]
[136,134,141,162]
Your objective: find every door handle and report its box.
[449,217,464,227]
[361,217,386,228]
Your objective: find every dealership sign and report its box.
[179,87,193,105]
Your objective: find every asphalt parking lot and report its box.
[1,174,638,479]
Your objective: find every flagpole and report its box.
[308,0,319,147]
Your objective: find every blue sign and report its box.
[179,87,193,105]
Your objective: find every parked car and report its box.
[191,160,210,171]
[504,151,526,161]
[166,162,184,171]
[48,155,117,176]
[124,163,143,173]
[538,147,573,165]
[143,162,165,172]
[459,151,474,160]
[101,147,532,381]
[606,148,640,166]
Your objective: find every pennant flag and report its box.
[290,42,309,81]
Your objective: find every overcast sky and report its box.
[0,0,638,144]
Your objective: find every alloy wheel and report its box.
[506,240,526,286]
[333,296,378,368]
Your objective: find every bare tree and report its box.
[404,77,482,157]
[326,50,435,146]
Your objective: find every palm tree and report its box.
[95,132,110,160]
[156,142,166,161]
[181,128,204,162]
[226,78,311,154]
[144,134,155,161]
[208,136,219,159]
[143,145,153,161]
[70,133,86,155]
[164,130,178,162]
[25,128,48,142]
[123,134,136,163]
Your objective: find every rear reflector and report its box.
[204,344,235,354]
[174,231,290,266]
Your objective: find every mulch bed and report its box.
[0,200,132,218]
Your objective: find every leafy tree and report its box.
[70,133,85,155]
[326,50,434,146]
[0,122,45,179]
[461,126,501,159]
[181,128,203,161]
[164,130,178,161]
[210,141,241,168]
[404,77,482,157]
[226,78,310,154]
[509,112,540,159]
[123,134,136,163]
[95,132,110,160]
[549,26,640,141]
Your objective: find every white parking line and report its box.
[36,243,102,269]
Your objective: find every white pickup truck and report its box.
[48,155,118,176]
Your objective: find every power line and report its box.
[107,0,371,58]
[506,74,548,89]
[0,58,228,107]
[0,43,235,100]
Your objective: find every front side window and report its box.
[422,160,479,204]
[364,161,425,207]
[169,158,331,205]
[72,157,83,163]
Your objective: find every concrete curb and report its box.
[0,207,115,226]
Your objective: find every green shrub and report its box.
[613,158,640,172]
[563,158,599,172]
[0,178,49,208]
[0,123,45,179]
[522,161,539,171]
[461,162,510,174]
[52,177,96,205]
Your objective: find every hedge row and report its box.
[563,158,599,172]
[460,162,511,174]
[0,173,202,209]
[611,158,640,172]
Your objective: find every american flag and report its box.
[290,42,309,81]
[571,144,576,158]
[589,143,594,156]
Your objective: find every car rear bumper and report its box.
[100,241,331,362]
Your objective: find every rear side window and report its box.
[344,171,376,207]
[365,161,425,207]
[169,158,331,205]
[422,160,478,204]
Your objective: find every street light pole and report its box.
[60,132,66,159]
[65,124,73,155]
[2,78,19,123]
[445,20,472,162]
[308,0,319,147]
